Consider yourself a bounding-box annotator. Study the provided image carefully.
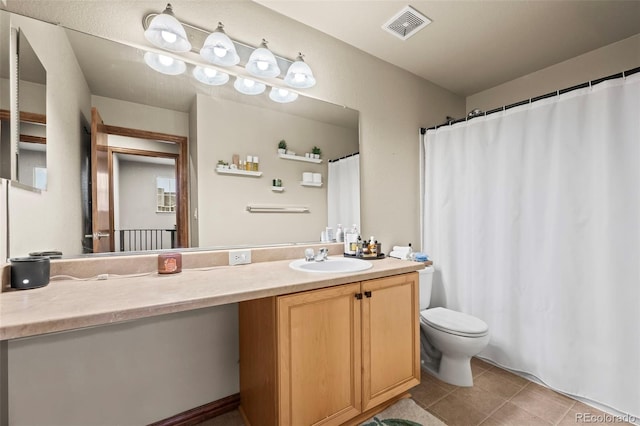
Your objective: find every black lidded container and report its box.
[10,257,50,290]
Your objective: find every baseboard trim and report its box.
[148,393,240,426]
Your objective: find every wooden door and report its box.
[90,107,112,253]
[278,283,362,426]
[361,272,420,411]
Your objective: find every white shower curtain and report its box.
[422,73,640,419]
[328,154,360,230]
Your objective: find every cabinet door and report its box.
[278,283,362,426]
[361,272,420,411]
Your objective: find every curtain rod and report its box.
[420,66,640,134]
[329,152,359,163]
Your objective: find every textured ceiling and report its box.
[255,0,640,96]
[3,0,640,98]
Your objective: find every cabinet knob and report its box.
[355,293,363,300]
[364,291,372,298]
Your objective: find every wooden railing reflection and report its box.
[118,228,177,252]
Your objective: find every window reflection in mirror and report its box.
[157,177,177,213]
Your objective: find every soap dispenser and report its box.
[368,236,377,258]
[344,224,359,256]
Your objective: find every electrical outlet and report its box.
[229,249,251,266]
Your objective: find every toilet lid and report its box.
[421,307,488,337]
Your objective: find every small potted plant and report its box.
[312,146,321,159]
[278,140,287,154]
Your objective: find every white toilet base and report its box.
[438,354,474,386]
[420,320,490,387]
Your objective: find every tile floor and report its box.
[414,357,629,425]
[197,357,629,426]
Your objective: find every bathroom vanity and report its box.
[240,272,420,426]
[0,246,423,425]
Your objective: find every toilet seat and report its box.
[421,307,488,338]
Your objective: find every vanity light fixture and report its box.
[246,39,281,78]
[233,76,266,95]
[269,87,298,103]
[143,3,192,53]
[200,22,240,66]
[284,53,316,89]
[143,51,186,75]
[193,65,229,86]
[142,8,315,103]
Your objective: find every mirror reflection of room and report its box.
[111,141,178,253]
[9,30,46,189]
[0,11,12,181]
[2,10,359,258]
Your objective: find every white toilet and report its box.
[419,266,490,387]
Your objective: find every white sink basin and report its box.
[289,257,373,273]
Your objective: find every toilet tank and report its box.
[418,266,434,310]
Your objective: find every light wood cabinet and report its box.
[239,272,420,426]
[361,274,421,411]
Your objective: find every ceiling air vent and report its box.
[382,5,431,41]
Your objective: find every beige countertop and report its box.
[0,256,423,341]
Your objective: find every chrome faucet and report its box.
[304,248,315,262]
[315,247,328,262]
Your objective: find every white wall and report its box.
[195,94,358,247]
[7,305,239,425]
[117,159,176,250]
[92,95,189,137]
[467,34,640,112]
[8,14,91,258]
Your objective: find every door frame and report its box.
[102,124,189,249]
[91,108,110,253]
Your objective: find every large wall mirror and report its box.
[1,9,360,258]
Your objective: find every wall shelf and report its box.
[278,153,322,164]
[300,181,322,187]
[271,187,285,192]
[215,167,262,177]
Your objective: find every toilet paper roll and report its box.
[312,173,322,183]
[303,172,313,182]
